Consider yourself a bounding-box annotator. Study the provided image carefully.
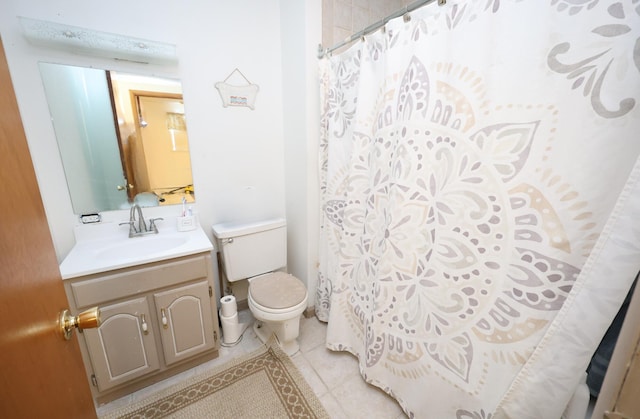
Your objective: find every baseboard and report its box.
[236,298,249,311]
[303,306,315,318]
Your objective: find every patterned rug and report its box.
[101,341,329,419]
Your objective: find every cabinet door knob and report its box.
[161,309,168,329]
[59,307,101,341]
[140,314,148,334]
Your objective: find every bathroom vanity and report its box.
[60,220,220,404]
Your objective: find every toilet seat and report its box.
[249,272,307,310]
[249,293,308,316]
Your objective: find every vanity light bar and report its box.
[18,17,177,65]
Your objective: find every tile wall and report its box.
[321,0,412,52]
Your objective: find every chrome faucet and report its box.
[131,204,147,234]
[119,204,163,237]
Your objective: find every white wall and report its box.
[280,0,322,306]
[304,0,322,307]
[0,0,321,301]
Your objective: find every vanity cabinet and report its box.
[84,296,161,391]
[63,253,219,404]
[153,280,216,366]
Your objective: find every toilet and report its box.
[212,218,308,355]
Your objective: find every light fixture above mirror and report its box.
[19,16,177,65]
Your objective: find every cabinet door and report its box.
[83,297,160,392]
[154,280,216,366]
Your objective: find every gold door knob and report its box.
[58,307,101,341]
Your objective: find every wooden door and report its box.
[154,280,215,365]
[106,70,137,202]
[0,39,96,418]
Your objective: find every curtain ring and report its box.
[403,13,411,23]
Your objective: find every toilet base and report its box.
[253,318,301,356]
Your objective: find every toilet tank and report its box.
[212,218,287,282]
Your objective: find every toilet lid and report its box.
[250,272,307,310]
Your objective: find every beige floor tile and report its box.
[299,315,328,352]
[303,344,362,390]
[331,373,407,419]
[291,351,330,398]
[95,394,132,416]
[319,392,349,419]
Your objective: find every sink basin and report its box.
[59,219,214,279]
[96,236,190,261]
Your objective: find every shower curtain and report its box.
[317,1,640,417]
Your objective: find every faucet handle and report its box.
[149,217,164,232]
[119,221,138,237]
[119,220,136,230]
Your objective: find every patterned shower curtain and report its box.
[317,1,640,417]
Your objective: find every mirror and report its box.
[39,63,195,215]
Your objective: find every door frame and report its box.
[593,279,640,418]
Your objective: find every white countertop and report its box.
[59,216,213,279]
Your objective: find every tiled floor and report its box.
[96,309,407,418]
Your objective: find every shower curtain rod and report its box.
[317,0,447,59]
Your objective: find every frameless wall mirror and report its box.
[39,63,194,215]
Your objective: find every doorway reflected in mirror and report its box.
[110,73,194,208]
[39,63,195,214]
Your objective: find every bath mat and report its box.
[100,340,329,419]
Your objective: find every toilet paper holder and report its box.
[219,294,248,346]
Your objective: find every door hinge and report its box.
[209,286,213,298]
[91,374,98,387]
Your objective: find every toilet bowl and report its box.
[212,218,308,355]
[248,271,308,355]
